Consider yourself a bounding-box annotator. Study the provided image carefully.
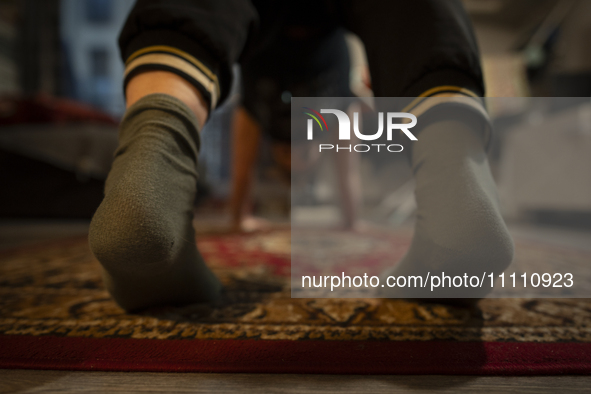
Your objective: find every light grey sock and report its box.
[89,93,221,311]
[381,111,514,299]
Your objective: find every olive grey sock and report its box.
[89,93,221,311]
[381,113,514,299]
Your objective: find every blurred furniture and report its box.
[0,95,118,218]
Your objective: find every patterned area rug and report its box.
[1,230,590,375]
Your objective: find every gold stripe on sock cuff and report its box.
[124,53,219,109]
[402,86,479,113]
[126,45,218,84]
[405,93,492,151]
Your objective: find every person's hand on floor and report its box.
[229,215,276,233]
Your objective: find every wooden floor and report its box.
[1,370,591,393]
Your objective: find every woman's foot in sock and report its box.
[89,94,221,311]
[381,111,514,299]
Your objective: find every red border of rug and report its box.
[1,335,590,375]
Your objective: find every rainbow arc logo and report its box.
[302,107,328,132]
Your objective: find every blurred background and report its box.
[1,0,590,248]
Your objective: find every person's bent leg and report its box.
[229,106,262,231]
[89,74,221,311]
